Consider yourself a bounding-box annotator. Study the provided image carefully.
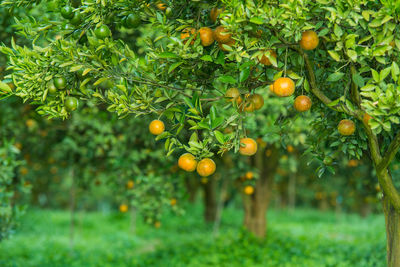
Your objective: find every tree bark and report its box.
[383,196,400,267]
[185,177,199,203]
[202,177,217,223]
[242,145,279,238]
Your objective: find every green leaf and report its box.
[159,52,178,59]
[200,55,213,62]
[391,62,399,81]
[214,130,225,144]
[168,62,183,73]
[217,75,236,84]
[347,50,357,61]
[380,67,391,81]
[352,73,365,87]
[328,50,340,61]
[0,81,12,93]
[239,68,250,82]
[327,72,345,82]
[250,17,264,25]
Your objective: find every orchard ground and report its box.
[1,203,385,267]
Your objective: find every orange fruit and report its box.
[287,145,294,153]
[258,50,277,66]
[218,38,235,52]
[198,27,214,47]
[178,153,197,172]
[244,185,254,195]
[196,158,216,177]
[249,94,264,110]
[214,26,232,44]
[294,95,312,111]
[210,7,223,23]
[240,99,255,112]
[170,198,177,206]
[119,204,128,213]
[245,171,254,179]
[180,28,196,45]
[299,30,319,50]
[126,180,134,189]
[363,113,372,125]
[338,119,356,136]
[19,167,29,176]
[347,159,359,167]
[149,120,165,135]
[273,77,295,97]
[25,119,36,128]
[225,88,241,104]
[239,138,258,156]
[154,221,161,228]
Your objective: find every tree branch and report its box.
[378,130,400,171]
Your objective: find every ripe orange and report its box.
[154,221,161,228]
[294,95,312,111]
[180,28,196,45]
[218,38,235,52]
[245,171,254,179]
[225,88,241,103]
[19,167,29,176]
[119,204,128,213]
[239,138,258,156]
[258,50,277,66]
[126,180,134,189]
[196,158,216,177]
[26,119,36,128]
[249,94,264,110]
[198,27,214,47]
[269,84,274,93]
[347,159,359,167]
[170,198,177,206]
[214,26,232,44]
[210,7,223,23]
[178,153,197,172]
[149,120,165,135]
[240,99,255,112]
[299,30,319,50]
[244,185,254,195]
[273,77,295,97]
[338,119,356,136]
[363,113,372,125]
[287,145,294,153]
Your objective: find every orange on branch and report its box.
[170,198,177,206]
[294,95,312,111]
[149,120,165,135]
[239,138,258,156]
[126,180,134,189]
[249,94,264,110]
[244,185,254,195]
[180,28,196,45]
[119,204,128,213]
[273,77,295,97]
[196,158,216,177]
[299,30,319,50]
[198,27,214,47]
[178,153,197,172]
[245,171,254,179]
[338,119,356,136]
[214,26,232,44]
[363,113,372,126]
[258,50,277,66]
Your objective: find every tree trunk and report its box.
[383,195,400,267]
[242,145,279,238]
[202,177,217,223]
[69,167,76,249]
[288,174,296,210]
[185,178,199,203]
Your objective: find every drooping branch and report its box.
[378,131,400,171]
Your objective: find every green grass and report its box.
[0,204,386,267]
